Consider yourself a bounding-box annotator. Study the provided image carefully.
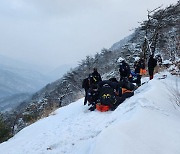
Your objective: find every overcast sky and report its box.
[0,0,178,70]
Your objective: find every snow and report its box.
[162,60,173,65]
[0,72,180,154]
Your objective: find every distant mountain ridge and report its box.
[0,54,74,112]
[0,64,50,98]
[0,55,54,112]
[0,93,31,112]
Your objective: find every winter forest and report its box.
[0,1,180,153]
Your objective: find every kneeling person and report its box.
[96,81,124,111]
[86,84,99,111]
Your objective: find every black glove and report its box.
[88,105,96,111]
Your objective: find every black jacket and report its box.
[86,88,99,104]
[82,78,90,91]
[98,80,122,96]
[148,57,157,70]
[119,61,130,78]
[89,71,102,85]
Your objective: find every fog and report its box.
[0,0,178,70]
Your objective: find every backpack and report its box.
[99,84,116,106]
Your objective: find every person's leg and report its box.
[84,91,88,105]
[136,75,142,86]
[150,75,153,80]
[149,69,154,80]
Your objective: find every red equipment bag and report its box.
[96,103,110,112]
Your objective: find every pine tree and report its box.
[0,113,11,143]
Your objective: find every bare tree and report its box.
[140,3,180,61]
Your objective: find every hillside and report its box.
[29,2,180,105]
[0,55,54,112]
[16,1,179,113]
[1,2,179,142]
[0,72,179,154]
[0,93,31,112]
[0,66,49,97]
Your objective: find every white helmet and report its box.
[117,57,125,63]
[134,57,140,61]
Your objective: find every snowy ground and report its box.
[0,72,180,154]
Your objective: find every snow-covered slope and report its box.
[0,72,180,154]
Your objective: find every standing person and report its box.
[118,59,131,81]
[133,57,142,86]
[82,77,90,105]
[148,55,157,80]
[89,68,102,86]
[155,54,163,73]
[139,58,146,76]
